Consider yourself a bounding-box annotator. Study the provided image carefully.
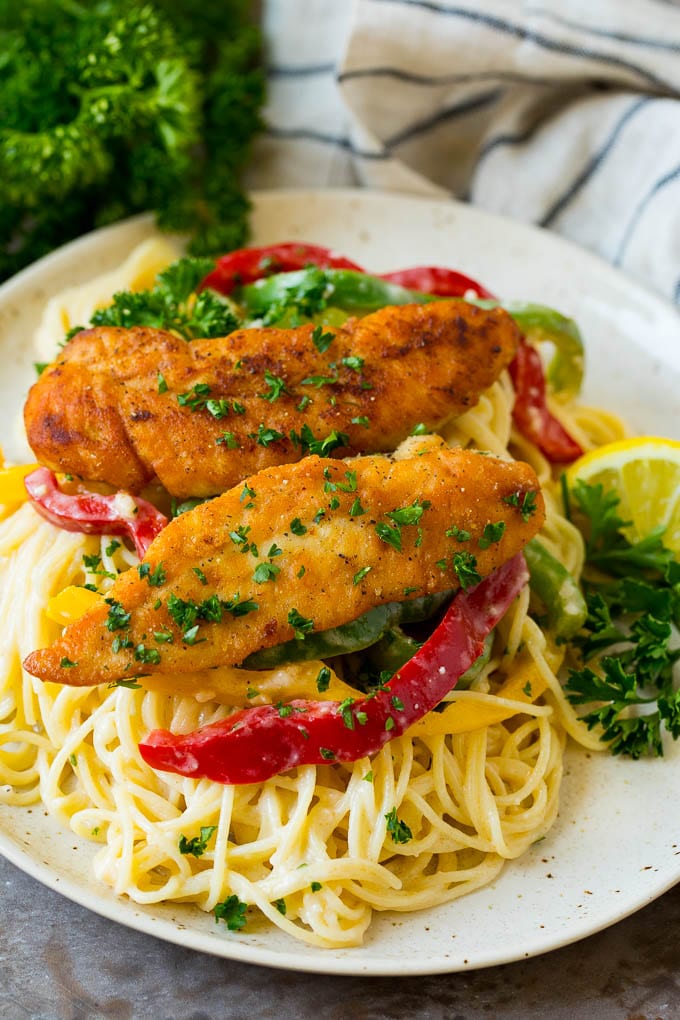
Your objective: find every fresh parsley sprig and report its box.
[565,479,680,759]
[86,257,240,342]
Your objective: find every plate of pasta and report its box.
[1,189,680,976]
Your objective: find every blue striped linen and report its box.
[248,0,680,305]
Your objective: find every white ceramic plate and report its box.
[2,190,680,976]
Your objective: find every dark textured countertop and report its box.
[2,853,679,1020]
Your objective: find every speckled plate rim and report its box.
[1,189,680,976]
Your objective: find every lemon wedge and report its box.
[566,437,680,555]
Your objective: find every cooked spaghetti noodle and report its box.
[0,244,626,947]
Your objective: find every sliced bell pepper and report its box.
[24,467,168,559]
[201,243,364,295]
[406,651,549,737]
[46,584,106,625]
[243,590,453,670]
[138,552,529,785]
[141,660,360,707]
[240,267,435,320]
[502,302,584,398]
[379,266,493,299]
[0,462,42,505]
[509,340,583,464]
[524,538,587,640]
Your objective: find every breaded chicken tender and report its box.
[24,300,520,498]
[23,439,544,689]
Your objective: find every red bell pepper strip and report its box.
[379,266,494,299]
[24,467,168,558]
[138,553,529,785]
[200,243,364,295]
[509,341,583,463]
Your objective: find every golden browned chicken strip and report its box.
[24,301,520,498]
[23,438,544,688]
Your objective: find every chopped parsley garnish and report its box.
[349,497,367,517]
[60,657,78,668]
[375,522,402,552]
[105,539,121,557]
[274,898,287,916]
[205,398,232,420]
[216,431,239,448]
[341,355,364,372]
[316,666,331,693]
[319,747,336,761]
[134,644,161,665]
[410,422,429,435]
[229,524,251,546]
[192,566,208,585]
[253,561,281,583]
[351,415,370,428]
[248,423,285,447]
[137,562,166,587]
[384,807,412,844]
[290,424,349,457]
[502,489,538,522]
[452,551,481,590]
[338,697,356,730]
[178,825,217,858]
[259,370,289,402]
[177,382,212,411]
[446,525,471,542]
[82,553,116,580]
[311,324,335,353]
[301,374,338,389]
[310,881,322,893]
[387,499,430,527]
[353,566,372,585]
[290,517,307,536]
[337,470,358,492]
[157,372,168,394]
[214,895,248,931]
[105,599,131,632]
[479,521,506,549]
[288,608,314,640]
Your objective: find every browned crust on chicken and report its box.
[23,440,543,688]
[24,301,520,498]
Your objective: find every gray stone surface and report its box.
[2,854,679,1019]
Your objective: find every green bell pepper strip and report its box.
[242,590,454,670]
[472,300,584,397]
[367,627,493,687]
[524,538,587,640]
[239,267,435,319]
[239,269,583,397]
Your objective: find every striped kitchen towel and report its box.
[248,0,680,305]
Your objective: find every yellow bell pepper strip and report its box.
[46,585,105,625]
[138,553,529,785]
[0,463,42,505]
[406,651,549,737]
[141,661,360,707]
